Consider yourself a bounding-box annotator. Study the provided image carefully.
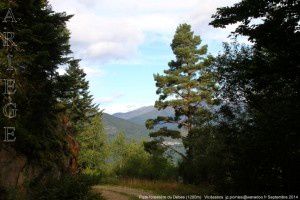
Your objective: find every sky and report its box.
[48,0,240,114]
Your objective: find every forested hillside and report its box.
[102,113,148,140]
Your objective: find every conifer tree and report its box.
[76,114,108,174]
[146,24,217,156]
[208,0,299,193]
[0,0,73,164]
[60,59,98,132]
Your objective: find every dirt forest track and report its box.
[93,185,155,200]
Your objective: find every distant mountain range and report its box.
[113,106,157,121]
[103,106,185,159]
[102,106,174,140]
[113,106,174,125]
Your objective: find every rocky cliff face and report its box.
[0,133,79,192]
[0,146,28,189]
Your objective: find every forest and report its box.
[0,0,299,199]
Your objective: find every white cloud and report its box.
[101,102,153,114]
[82,66,105,77]
[94,93,154,114]
[56,65,104,77]
[48,0,245,114]
[68,13,144,61]
[49,0,240,63]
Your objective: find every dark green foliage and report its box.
[145,24,217,161]
[210,0,300,59]
[211,42,300,193]
[0,187,25,200]
[77,114,109,175]
[149,23,216,132]
[0,175,103,200]
[210,0,299,112]
[170,0,300,194]
[116,149,177,180]
[58,59,98,132]
[29,175,103,200]
[0,0,72,165]
[111,133,177,180]
[0,1,100,199]
[193,0,300,193]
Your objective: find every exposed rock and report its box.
[0,146,27,188]
[0,133,79,191]
[65,134,79,174]
[0,115,80,193]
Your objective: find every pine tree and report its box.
[60,59,98,132]
[145,24,217,157]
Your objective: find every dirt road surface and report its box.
[93,185,155,200]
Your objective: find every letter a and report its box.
[3,8,17,23]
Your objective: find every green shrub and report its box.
[113,139,177,180]
[79,173,104,186]
[29,175,103,200]
[0,187,25,200]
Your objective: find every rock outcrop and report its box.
[0,133,79,191]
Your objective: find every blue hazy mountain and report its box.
[113,106,174,126]
[102,106,176,140]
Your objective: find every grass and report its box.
[113,178,214,196]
